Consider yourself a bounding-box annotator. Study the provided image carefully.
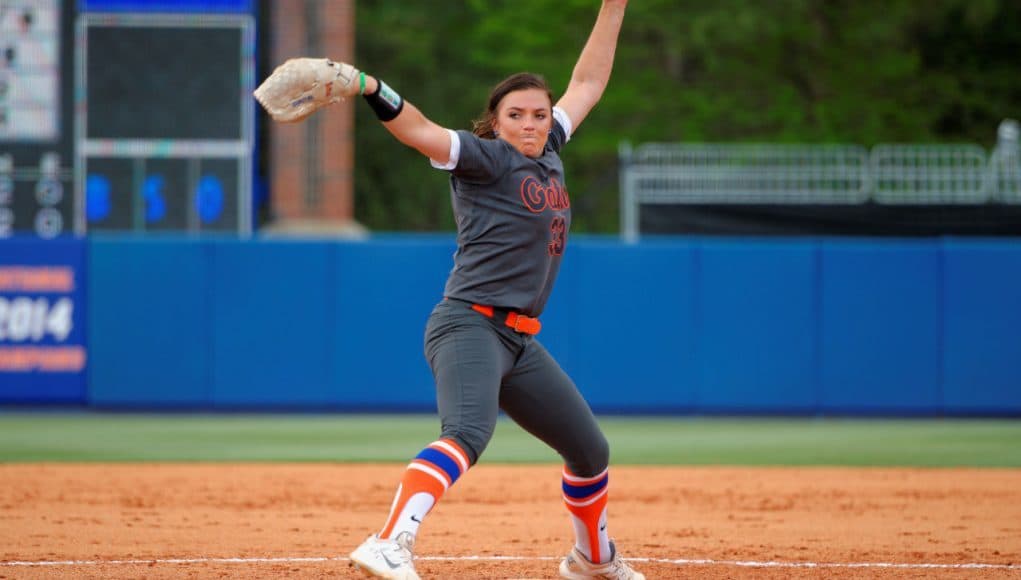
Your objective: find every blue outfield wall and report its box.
[54,235,1021,414]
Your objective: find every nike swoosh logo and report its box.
[380,552,402,569]
[410,514,422,523]
[600,524,607,532]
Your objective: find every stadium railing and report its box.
[619,141,1021,240]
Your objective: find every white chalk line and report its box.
[1,555,1019,571]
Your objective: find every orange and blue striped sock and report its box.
[378,438,471,540]
[562,467,611,563]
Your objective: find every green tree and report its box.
[352,0,1021,233]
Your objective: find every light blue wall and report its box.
[67,235,1021,414]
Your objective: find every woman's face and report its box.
[492,88,553,158]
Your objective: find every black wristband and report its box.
[363,79,404,122]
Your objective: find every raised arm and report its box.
[556,0,628,131]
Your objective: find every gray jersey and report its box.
[437,117,572,317]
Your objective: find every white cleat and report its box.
[349,532,421,580]
[559,541,646,580]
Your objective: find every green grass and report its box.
[0,413,1019,467]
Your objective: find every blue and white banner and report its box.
[0,237,87,404]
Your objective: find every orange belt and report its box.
[470,304,542,336]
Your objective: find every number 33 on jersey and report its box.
[520,175,570,257]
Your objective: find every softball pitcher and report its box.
[255,2,636,578]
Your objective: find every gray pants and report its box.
[424,299,609,478]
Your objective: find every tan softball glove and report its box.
[253,58,359,123]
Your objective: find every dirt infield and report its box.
[1,464,1019,579]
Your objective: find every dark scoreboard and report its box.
[0,1,254,238]
[78,11,254,234]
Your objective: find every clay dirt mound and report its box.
[1,464,1019,579]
